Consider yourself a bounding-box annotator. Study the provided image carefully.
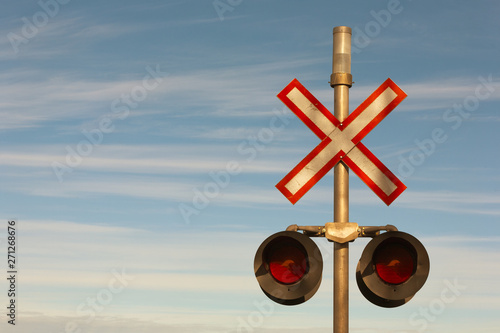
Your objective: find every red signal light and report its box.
[254,231,323,305]
[268,244,307,284]
[374,242,415,285]
[356,231,429,308]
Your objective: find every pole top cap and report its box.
[333,26,352,34]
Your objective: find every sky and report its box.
[0,0,499,332]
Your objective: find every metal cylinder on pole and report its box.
[331,26,352,333]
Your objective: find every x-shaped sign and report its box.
[276,78,407,205]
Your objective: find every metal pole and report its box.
[331,26,352,333]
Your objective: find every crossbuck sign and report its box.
[276,78,407,205]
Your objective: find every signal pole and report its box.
[331,26,352,333]
[256,25,428,331]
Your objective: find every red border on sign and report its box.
[343,143,407,205]
[276,137,344,205]
[343,78,407,144]
[277,78,340,140]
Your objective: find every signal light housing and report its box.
[254,231,323,305]
[356,231,430,308]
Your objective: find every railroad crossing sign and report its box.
[276,78,407,205]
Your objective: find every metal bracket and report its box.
[285,223,398,243]
[324,222,359,243]
[285,224,324,237]
[285,223,359,243]
[358,224,398,238]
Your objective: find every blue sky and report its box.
[0,0,499,332]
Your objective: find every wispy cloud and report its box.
[396,190,500,215]
[2,143,499,215]
[0,57,321,130]
[2,15,151,59]
[0,75,160,129]
[349,76,500,113]
[307,187,500,216]
[0,144,295,173]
